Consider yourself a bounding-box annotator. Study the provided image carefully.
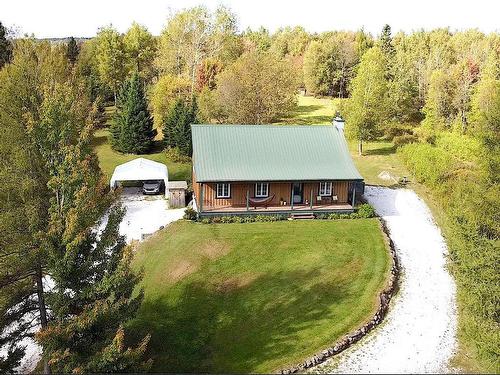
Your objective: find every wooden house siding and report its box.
[194,180,351,210]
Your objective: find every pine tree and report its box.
[66,36,79,64]
[111,73,156,153]
[379,24,394,57]
[37,207,151,373]
[32,70,151,375]
[163,98,197,156]
[0,21,12,68]
[1,40,150,373]
[0,41,53,374]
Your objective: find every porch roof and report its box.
[191,124,363,182]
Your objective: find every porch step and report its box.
[290,213,315,220]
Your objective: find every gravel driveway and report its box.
[118,188,185,243]
[312,186,457,373]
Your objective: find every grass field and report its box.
[279,95,409,186]
[92,128,191,181]
[277,95,343,125]
[94,97,408,186]
[130,220,390,373]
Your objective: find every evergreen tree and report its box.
[379,24,395,57]
[345,46,388,155]
[163,98,184,149]
[1,40,150,373]
[111,73,156,153]
[37,208,151,373]
[0,21,12,68]
[66,36,79,64]
[163,98,197,156]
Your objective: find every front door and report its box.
[291,183,303,204]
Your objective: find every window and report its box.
[255,182,269,198]
[216,183,230,198]
[319,182,332,196]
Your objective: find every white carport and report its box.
[110,158,169,197]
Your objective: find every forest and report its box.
[0,5,498,373]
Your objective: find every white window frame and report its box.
[255,182,269,198]
[319,182,333,196]
[216,183,231,198]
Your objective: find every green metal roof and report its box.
[191,124,363,182]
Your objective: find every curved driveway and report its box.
[312,186,457,374]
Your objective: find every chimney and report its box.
[332,112,345,132]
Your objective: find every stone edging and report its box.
[280,218,400,374]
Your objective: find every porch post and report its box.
[291,186,294,210]
[351,183,356,207]
[200,183,204,212]
[246,190,249,211]
[310,189,313,209]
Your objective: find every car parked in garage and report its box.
[142,180,162,195]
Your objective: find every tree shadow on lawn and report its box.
[293,104,323,114]
[363,145,397,156]
[129,269,351,373]
[91,132,108,148]
[281,115,333,125]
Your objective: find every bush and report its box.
[399,135,499,369]
[183,207,198,221]
[393,134,418,148]
[383,122,414,140]
[199,211,375,224]
[164,147,192,163]
[356,203,376,218]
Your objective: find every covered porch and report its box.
[199,202,354,216]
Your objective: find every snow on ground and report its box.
[311,186,457,374]
[5,189,185,373]
[118,188,186,243]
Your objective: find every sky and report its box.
[2,0,499,38]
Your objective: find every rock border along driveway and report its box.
[310,186,457,374]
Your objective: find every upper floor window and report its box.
[255,182,269,198]
[216,183,231,198]
[319,182,332,196]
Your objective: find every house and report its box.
[191,120,364,216]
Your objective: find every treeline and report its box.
[1,9,499,372]
[338,25,499,371]
[0,26,151,372]
[68,9,303,156]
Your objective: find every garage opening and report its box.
[110,158,169,197]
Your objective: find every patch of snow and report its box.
[118,191,186,243]
[5,191,184,373]
[0,276,54,373]
[377,170,398,183]
[312,186,457,374]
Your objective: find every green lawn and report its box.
[92,128,191,181]
[130,220,390,373]
[348,140,409,187]
[277,95,410,186]
[94,97,408,186]
[277,95,344,125]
